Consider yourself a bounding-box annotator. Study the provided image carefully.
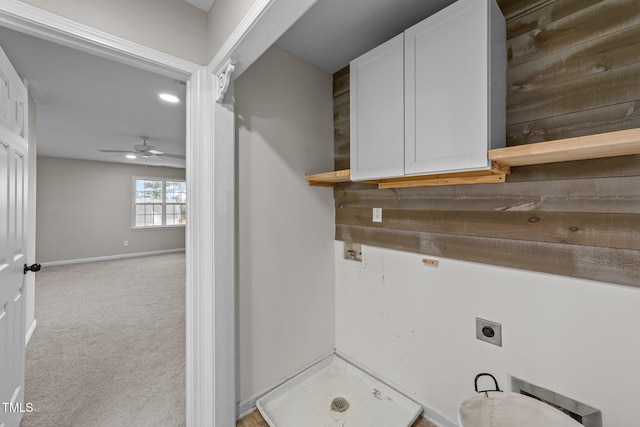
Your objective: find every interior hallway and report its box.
[21,253,185,427]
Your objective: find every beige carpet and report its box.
[20,253,186,427]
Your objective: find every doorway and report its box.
[0,25,188,426]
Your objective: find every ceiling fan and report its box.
[99,137,185,160]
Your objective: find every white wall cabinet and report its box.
[350,33,404,180]
[350,0,506,181]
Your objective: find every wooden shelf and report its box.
[489,128,640,167]
[375,163,508,188]
[305,163,508,188]
[306,128,640,188]
[305,169,351,186]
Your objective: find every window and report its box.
[133,177,186,228]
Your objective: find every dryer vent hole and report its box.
[330,397,349,413]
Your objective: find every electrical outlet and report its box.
[372,208,382,223]
[124,240,129,247]
[476,318,502,347]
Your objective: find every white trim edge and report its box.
[40,248,185,267]
[208,0,318,77]
[236,351,334,420]
[209,0,272,73]
[25,319,36,347]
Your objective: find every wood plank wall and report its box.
[332,0,640,288]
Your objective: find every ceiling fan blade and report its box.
[157,153,185,160]
[99,149,136,153]
[148,149,164,155]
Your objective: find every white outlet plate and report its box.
[372,208,382,223]
[124,240,128,246]
[476,318,502,347]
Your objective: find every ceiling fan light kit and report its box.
[98,136,185,161]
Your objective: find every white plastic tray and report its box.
[256,354,422,427]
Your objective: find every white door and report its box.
[0,45,28,427]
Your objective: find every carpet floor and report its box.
[20,253,186,427]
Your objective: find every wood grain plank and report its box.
[506,0,604,42]
[333,73,349,98]
[335,176,640,213]
[506,154,640,181]
[335,225,640,288]
[508,24,640,98]
[333,65,349,81]
[336,207,640,250]
[335,156,350,172]
[507,63,640,125]
[333,91,349,109]
[377,173,506,189]
[306,169,350,185]
[506,101,640,146]
[334,96,350,170]
[237,410,269,427]
[497,0,557,22]
[491,128,640,166]
[506,0,638,67]
[334,103,349,126]
[334,121,350,147]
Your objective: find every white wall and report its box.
[235,45,335,403]
[335,243,640,426]
[207,0,256,61]
[36,156,185,263]
[19,0,208,64]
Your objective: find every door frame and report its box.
[0,0,317,425]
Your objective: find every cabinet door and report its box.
[405,0,492,175]
[350,33,404,181]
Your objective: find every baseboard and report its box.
[236,350,458,427]
[25,319,36,347]
[236,351,334,420]
[40,248,185,267]
[333,351,458,427]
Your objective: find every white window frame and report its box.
[132,176,186,230]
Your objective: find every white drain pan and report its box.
[256,355,422,427]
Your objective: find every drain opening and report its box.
[330,397,349,413]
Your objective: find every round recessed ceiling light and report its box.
[159,93,180,103]
[126,154,137,159]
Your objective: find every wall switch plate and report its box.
[372,208,382,223]
[476,318,502,347]
[124,240,129,246]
